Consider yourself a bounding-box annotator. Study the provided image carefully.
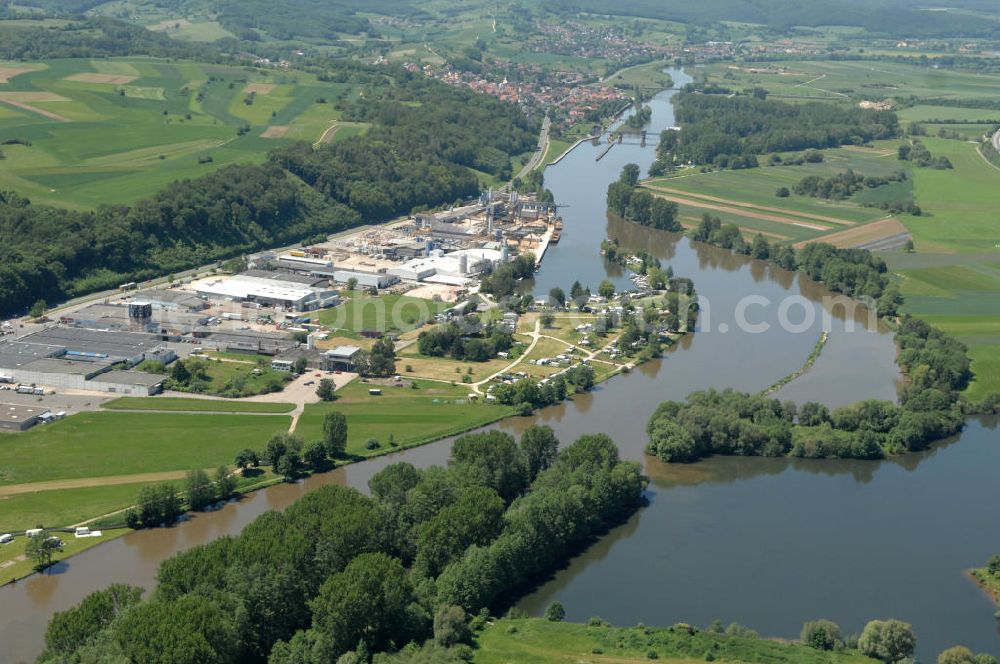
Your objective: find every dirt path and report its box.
[313,122,341,148]
[0,471,191,497]
[647,190,833,231]
[645,185,857,226]
[0,98,69,122]
[473,319,542,394]
[793,217,907,249]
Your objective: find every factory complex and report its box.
[0,191,565,429]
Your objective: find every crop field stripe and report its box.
[644,184,857,225]
[648,191,838,231]
[792,217,909,249]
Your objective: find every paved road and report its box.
[512,115,551,183]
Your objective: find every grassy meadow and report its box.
[645,142,907,245]
[472,618,879,664]
[295,379,513,456]
[0,411,290,487]
[316,291,451,337]
[0,57,357,209]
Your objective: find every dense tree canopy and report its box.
[41,428,644,664]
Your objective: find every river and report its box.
[0,69,995,663]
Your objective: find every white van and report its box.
[25,528,43,538]
[0,534,13,544]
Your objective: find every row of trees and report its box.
[606,164,682,231]
[792,169,909,201]
[899,140,954,169]
[39,428,644,664]
[692,214,896,303]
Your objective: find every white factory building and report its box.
[194,274,339,312]
[388,249,505,283]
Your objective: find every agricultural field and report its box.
[703,59,1000,102]
[883,138,1000,399]
[316,291,452,337]
[0,57,358,209]
[645,143,909,245]
[295,379,514,456]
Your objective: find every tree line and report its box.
[792,169,909,201]
[38,427,645,664]
[607,164,682,231]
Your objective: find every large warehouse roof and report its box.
[195,275,317,303]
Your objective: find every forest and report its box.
[668,93,899,167]
[37,428,645,664]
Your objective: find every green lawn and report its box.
[0,481,152,533]
[295,379,512,455]
[472,619,878,664]
[103,397,296,413]
[0,411,290,486]
[316,291,451,336]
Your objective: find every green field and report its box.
[882,137,1000,398]
[316,291,451,336]
[897,105,1000,123]
[704,60,1000,102]
[0,57,356,208]
[295,379,513,456]
[645,143,905,243]
[0,411,290,486]
[472,619,878,664]
[103,396,296,413]
[0,481,153,533]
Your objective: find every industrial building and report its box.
[0,403,50,431]
[60,303,211,337]
[134,289,208,312]
[332,270,399,290]
[321,346,362,372]
[387,248,504,283]
[193,274,339,312]
[192,328,299,356]
[0,328,172,395]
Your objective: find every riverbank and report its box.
[473,617,878,664]
[968,565,1000,613]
